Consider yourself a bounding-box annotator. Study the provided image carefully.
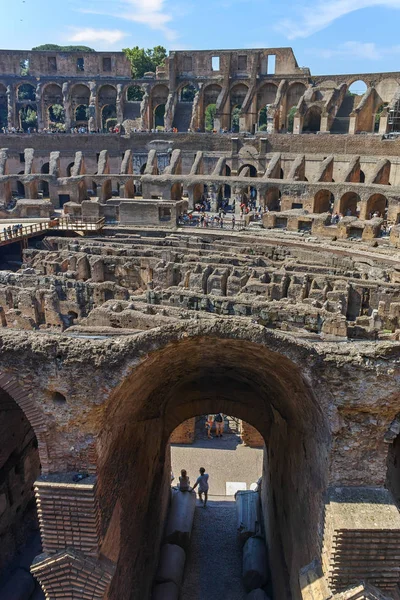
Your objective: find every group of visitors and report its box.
[205,413,225,439]
[2,223,23,239]
[178,467,210,507]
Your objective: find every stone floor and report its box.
[172,431,263,600]
[180,497,247,600]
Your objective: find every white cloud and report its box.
[307,41,400,60]
[78,0,177,41]
[67,27,129,45]
[276,0,400,39]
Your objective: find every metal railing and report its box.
[178,217,247,231]
[0,216,105,244]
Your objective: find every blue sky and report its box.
[2,0,400,75]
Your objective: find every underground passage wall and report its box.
[0,388,41,575]
[95,334,331,600]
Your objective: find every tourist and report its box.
[214,413,224,437]
[232,215,235,229]
[205,415,213,439]
[192,467,209,508]
[179,469,191,492]
[3,227,7,240]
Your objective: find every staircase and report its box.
[172,102,193,131]
[330,95,355,134]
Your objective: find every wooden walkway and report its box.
[0,217,105,248]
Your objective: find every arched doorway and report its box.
[203,84,222,131]
[314,189,334,213]
[96,329,330,600]
[366,193,387,219]
[0,384,42,586]
[154,104,166,129]
[40,163,50,198]
[265,187,281,210]
[70,84,90,127]
[102,104,117,131]
[303,106,321,133]
[230,84,248,132]
[339,191,361,216]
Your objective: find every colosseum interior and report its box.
[0,46,399,600]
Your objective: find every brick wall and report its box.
[241,421,264,448]
[170,418,196,444]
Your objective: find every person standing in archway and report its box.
[193,467,209,507]
[214,413,224,437]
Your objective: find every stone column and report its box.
[116,84,124,127]
[6,85,16,130]
[62,83,72,131]
[140,84,150,130]
[379,108,389,134]
[320,113,330,133]
[293,113,302,135]
[31,474,115,600]
[88,81,98,133]
[35,83,44,131]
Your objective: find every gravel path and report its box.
[180,496,246,600]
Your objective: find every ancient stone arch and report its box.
[0,371,50,471]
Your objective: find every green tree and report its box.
[231,106,241,132]
[287,106,297,133]
[20,107,37,131]
[127,85,144,101]
[32,44,95,52]
[49,104,65,124]
[123,46,167,78]
[205,104,216,131]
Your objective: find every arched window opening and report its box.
[231,106,241,133]
[75,104,89,125]
[48,104,65,131]
[348,80,368,97]
[180,85,196,102]
[314,189,334,213]
[303,106,321,133]
[154,104,166,130]
[366,194,387,219]
[18,106,37,131]
[389,100,400,133]
[127,85,144,102]
[17,83,36,102]
[0,388,41,585]
[102,104,117,132]
[205,104,216,132]
[339,191,361,217]
[265,187,281,211]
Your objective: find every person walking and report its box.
[214,413,224,437]
[193,467,209,507]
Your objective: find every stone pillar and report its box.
[320,113,330,133]
[6,85,16,130]
[31,474,115,600]
[348,114,357,135]
[140,84,150,130]
[209,184,217,212]
[379,109,389,134]
[293,114,302,135]
[116,83,124,127]
[62,83,72,131]
[266,106,277,134]
[88,81,98,133]
[35,83,44,131]
[189,85,202,131]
